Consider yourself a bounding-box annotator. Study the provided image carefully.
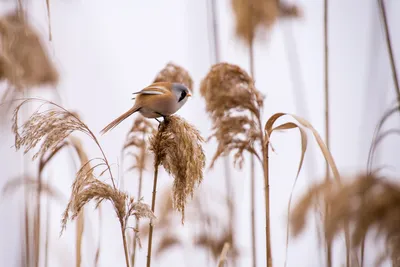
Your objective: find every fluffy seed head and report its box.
[149,115,205,223]
[0,11,58,88]
[153,62,194,92]
[200,63,263,168]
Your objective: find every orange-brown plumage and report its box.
[100,82,191,134]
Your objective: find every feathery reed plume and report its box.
[122,117,156,267]
[0,11,58,121]
[146,115,205,267]
[200,63,263,168]
[230,0,300,44]
[200,62,267,265]
[153,62,194,92]
[0,11,58,102]
[11,98,155,267]
[201,63,344,267]
[290,174,400,266]
[149,116,205,221]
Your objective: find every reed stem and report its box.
[379,0,400,101]
[146,164,159,267]
[258,116,272,267]
[249,37,258,267]
[323,1,333,266]
[120,219,130,267]
[131,139,146,267]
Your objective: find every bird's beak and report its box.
[187,93,192,97]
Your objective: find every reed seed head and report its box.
[153,62,194,92]
[290,174,400,264]
[12,100,89,161]
[123,117,156,171]
[231,0,301,44]
[149,115,205,223]
[0,11,58,88]
[200,62,263,168]
[61,176,155,234]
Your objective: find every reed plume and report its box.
[200,62,269,265]
[201,63,343,267]
[153,62,194,92]
[11,98,155,267]
[230,0,300,44]
[0,11,58,115]
[290,174,400,267]
[146,115,205,267]
[149,116,205,221]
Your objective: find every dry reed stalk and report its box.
[207,2,237,265]
[322,1,335,266]
[290,174,400,266]
[146,116,205,267]
[122,117,156,267]
[153,62,194,92]
[46,0,52,41]
[379,0,400,101]
[11,98,155,267]
[217,242,231,267]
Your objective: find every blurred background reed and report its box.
[1,1,400,267]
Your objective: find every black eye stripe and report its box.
[178,91,187,102]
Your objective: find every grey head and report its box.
[171,83,191,103]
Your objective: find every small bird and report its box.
[100,82,192,134]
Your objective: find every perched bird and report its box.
[100,82,192,134]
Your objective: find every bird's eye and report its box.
[178,90,187,102]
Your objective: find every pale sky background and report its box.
[1,0,399,267]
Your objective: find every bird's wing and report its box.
[132,83,170,95]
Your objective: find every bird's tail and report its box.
[100,106,140,135]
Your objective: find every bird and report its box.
[100,82,192,134]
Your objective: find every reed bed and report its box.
[2,2,399,267]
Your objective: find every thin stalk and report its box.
[45,0,52,41]
[146,164,159,267]
[131,140,146,267]
[217,242,231,267]
[323,1,333,267]
[34,168,42,267]
[120,219,130,267]
[44,192,50,267]
[379,0,400,101]
[209,0,235,264]
[249,38,258,267]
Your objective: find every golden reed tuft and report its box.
[0,11,58,89]
[230,0,301,43]
[290,174,400,266]
[149,115,205,222]
[123,117,156,171]
[153,62,194,92]
[200,62,264,168]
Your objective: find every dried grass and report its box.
[11,98,155,267]
[0,11,58,89]
[153,62,194,92]
[290,174,400,266]
[149,115,205,222]
[230,0,301,44]
[200,62,264,168]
